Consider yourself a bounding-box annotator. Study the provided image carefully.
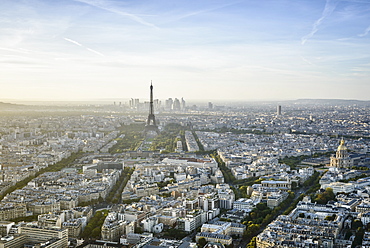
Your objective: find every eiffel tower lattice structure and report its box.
[145,82,160,134]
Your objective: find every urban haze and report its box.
[1,0,370,248]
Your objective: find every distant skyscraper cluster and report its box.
[129,98,140,109]
[129,98,161,111]
[164,97,186,111]
[128,94,186,112]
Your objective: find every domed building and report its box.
[330,139,350,168]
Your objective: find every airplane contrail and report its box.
[64,37,104,57]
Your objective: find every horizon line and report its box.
[1,98,370,105]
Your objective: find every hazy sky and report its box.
[1,0,369,101]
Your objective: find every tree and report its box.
[135,226,143,234]
[247,237,257,248]
[326,188,335,200]
[345,230,352,240]
[91,227,101,239]
[80,210,108,239]
[314,188,335,204]
[352,219,363,230]
[249,212,257,220]
[245,224,260,239]
[291,181,298,189]
[197,237,207,248]
[352,227,364,248]
[262,214,273,225]
[325,214,336,221]
[256,202,268,211]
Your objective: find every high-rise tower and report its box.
[277,105,282,116]
[145,82,159,134]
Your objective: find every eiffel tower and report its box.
[145,82,159,134]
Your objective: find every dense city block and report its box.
[0,99,370,248]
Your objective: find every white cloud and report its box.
[358,25,370,37]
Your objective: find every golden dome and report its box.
[337,139,347,151]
